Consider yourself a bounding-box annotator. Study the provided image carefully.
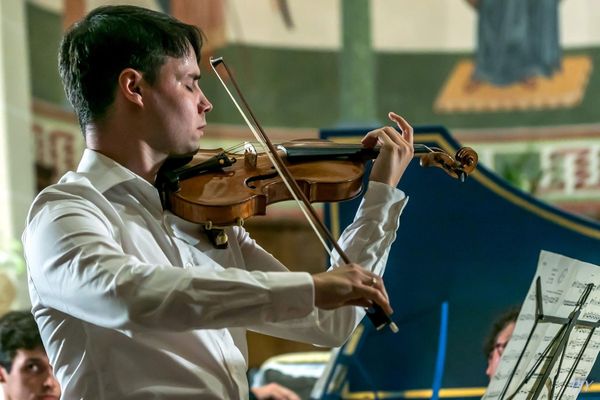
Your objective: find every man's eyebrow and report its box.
[24,357,45,363]
[188,73,201,80]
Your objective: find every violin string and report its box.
[223,142,247,154]
[223,141,276,155]
[225,141,262,154]
[421,144,434,153]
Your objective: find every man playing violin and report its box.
[22,5,414,399]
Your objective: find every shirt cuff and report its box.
[356,181,408,222]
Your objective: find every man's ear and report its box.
[0,365,9,383]
[118,68,144,107]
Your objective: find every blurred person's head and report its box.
[0,311,60,400]
[484,307,519,379]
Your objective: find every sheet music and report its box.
[483,250,600,400]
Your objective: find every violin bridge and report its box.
[244,142,257,170]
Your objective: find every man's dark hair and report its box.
[483,306,520,358]
[58,5,203,131]
[0,311,43,372]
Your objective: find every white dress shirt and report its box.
[22,149,408,399]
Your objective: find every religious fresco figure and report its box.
[466,0,562,89]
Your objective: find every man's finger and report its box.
[359,285,393,315]
[388,112,414,144]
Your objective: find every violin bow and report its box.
[210,56,398,333]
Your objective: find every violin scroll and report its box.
[419,146,478,182]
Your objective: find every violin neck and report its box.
[282,142,430,162]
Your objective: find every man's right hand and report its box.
[312,264,393,315]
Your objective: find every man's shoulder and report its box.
[37,171,102,202]
[28,171,113,223]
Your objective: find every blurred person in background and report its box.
[0,311,60,400]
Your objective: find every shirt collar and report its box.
[76,149,150,193]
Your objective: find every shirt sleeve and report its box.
[23,193,315,332]
[330,181,408,275]
[246,181,408,346]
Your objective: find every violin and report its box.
[158,139,478,227]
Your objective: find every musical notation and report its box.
[482,251,600,400]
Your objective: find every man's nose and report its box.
[198,91,213,114]
[485,362,493,379]
[42,373,59,389]
[486,353,498,379]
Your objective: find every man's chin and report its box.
[180,148,200,157]
[171,145,200,158]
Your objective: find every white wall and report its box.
[0,0,34,244]
[224,0,341,50]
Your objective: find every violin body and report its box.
[165,140,371,226]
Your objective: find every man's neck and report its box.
[85,124,166,184]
